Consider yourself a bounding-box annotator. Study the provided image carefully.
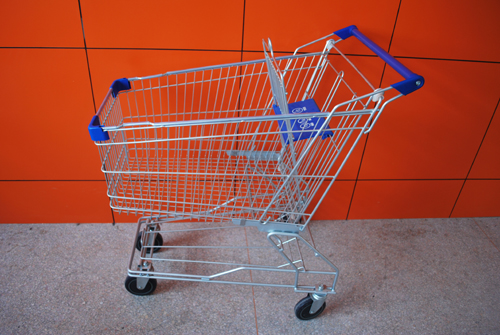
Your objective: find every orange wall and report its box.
[1,0,499,223]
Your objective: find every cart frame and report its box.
[89,25,423,319]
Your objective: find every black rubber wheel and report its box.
[294,294,326,320]
[124,276,157,296]
[136,231,163,253]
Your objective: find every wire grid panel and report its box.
[95,46,380,225]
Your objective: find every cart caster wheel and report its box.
[280,215,289,222]
[294,294,326,320]
[136,231,163,253]
[124,276,157,296]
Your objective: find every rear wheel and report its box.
[135,231,163,253]
[124,276,157,296]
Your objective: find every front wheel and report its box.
[294,294,326,320]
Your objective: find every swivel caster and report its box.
[294,294,326,320]
[124,275,157,296]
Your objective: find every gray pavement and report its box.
[0,218,499,334]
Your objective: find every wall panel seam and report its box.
[449,97,500,217]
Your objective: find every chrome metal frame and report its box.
[91,33,404,304]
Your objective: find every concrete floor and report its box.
[0,218,499,334]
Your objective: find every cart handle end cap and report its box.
[391,75,425,96]
[89,115,110,141]
[111,78,131,98]
[334,25,359,40]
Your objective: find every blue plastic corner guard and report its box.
[110,78,131,98]
[88,115,110,141]
[334,25,424,95]
[88,78,131,141]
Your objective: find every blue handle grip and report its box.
[334,25,424,95]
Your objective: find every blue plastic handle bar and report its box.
[334,25,424,95]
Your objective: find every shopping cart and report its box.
[88,25,423,320]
